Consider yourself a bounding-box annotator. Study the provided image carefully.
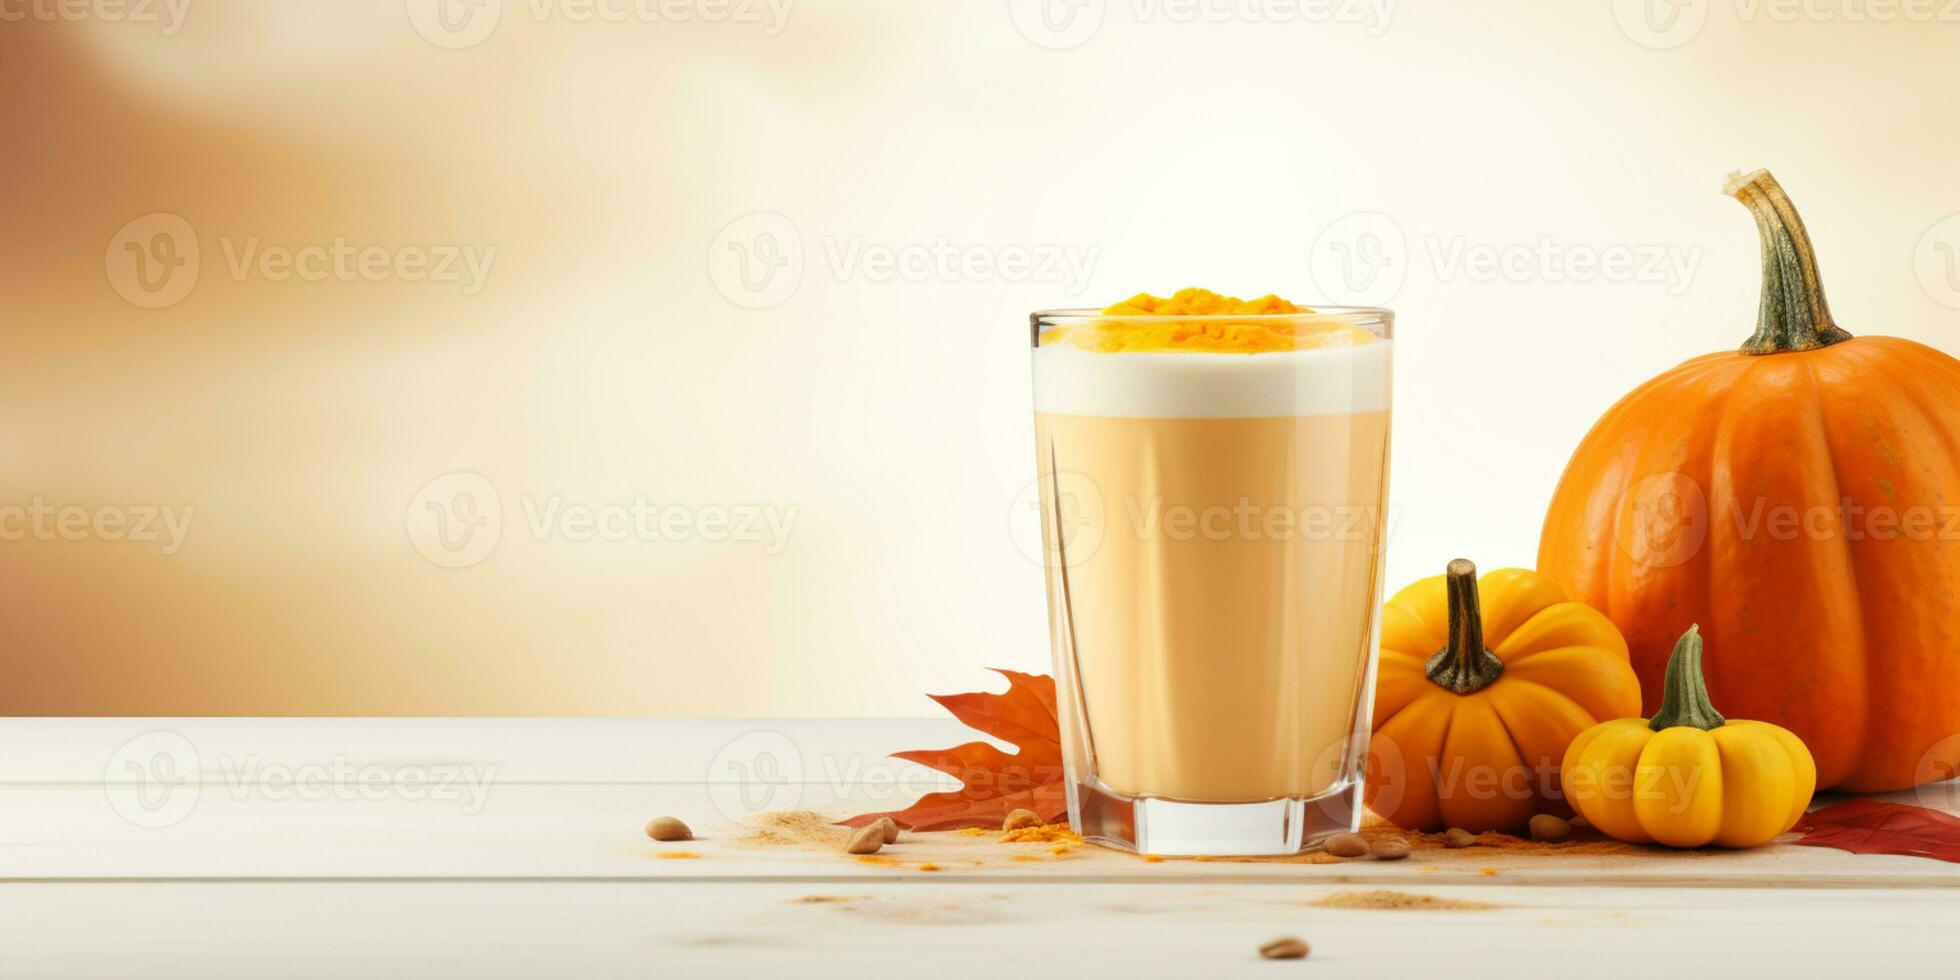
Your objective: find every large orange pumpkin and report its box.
[1539,169,1960,792]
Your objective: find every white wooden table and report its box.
[2,719,1957,978]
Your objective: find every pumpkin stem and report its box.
[1724,169,1852,355]
[1648,624,1727,732]
[1423,559,1505,695]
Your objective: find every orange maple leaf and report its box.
[840,669,1068,832]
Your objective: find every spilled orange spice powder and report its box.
[1040,287,1379,354]
[1000,824,1084,845]
[979,823,1087,860]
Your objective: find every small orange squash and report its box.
[1366,559,1643,833]
[1539,169,1960,792]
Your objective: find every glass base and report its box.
[1069,776,1363,856]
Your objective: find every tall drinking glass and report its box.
[1029,306,1393,855]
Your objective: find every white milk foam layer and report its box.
[1033,341,1392,418]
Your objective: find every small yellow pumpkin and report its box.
[1562,625,1817,848]
[1368,559,1643,833]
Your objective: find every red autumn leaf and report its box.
[841,669,1068,832]
[1790,799,1960,863]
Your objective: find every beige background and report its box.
[1,1,1957,714]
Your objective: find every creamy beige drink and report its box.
[1030,290,1391,854]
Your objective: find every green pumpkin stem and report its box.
[1724,169,1853,355]
[1648,624,1727,731]
[1423,559,1505,695]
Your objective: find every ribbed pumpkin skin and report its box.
[1538,335,1960,792]
[1367,567,1642,832]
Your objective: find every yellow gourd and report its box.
[1367,560,1643,833]
[1562,625,1817,848]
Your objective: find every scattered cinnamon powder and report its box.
[857,854,900,867]
[915,863,943,872]
[1193,852,1350,865]
[1310,890,1500,911]
[1140,854,1165,863]
[655,851,701,859]
[790,895,863,904]
[741,811,850,849]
